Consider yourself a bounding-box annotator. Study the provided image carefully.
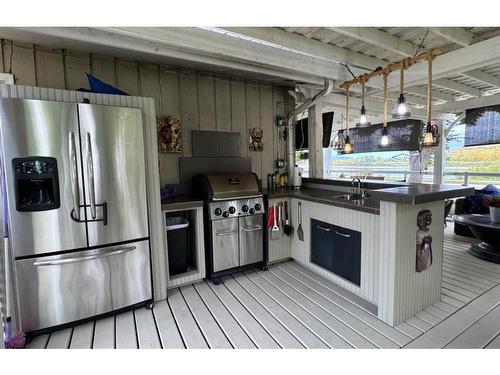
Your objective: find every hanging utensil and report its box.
[284,201,293,236]
[297,201,304,241]
[278,202,283,237]
[271,204,280,239]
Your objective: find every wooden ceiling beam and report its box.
[461,69,500,89]
[329,27,418,57]
[223,27,387,71]
[430,28,475,47]
[433,78,482,97]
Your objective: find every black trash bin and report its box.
[166,216,190,276]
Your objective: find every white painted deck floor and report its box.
[26,226,500,349]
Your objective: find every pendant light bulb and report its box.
[393,94,411,119]
[356,106,371,127]
[380,127,390,147]
[423,122,434,145]
[343,135,353,154]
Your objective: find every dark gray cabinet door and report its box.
[331,225,361,286]
[310,219,361,286]
[310,219,334,271]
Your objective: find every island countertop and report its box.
[370,184,475,205]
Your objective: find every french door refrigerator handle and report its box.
[32,245,136,266]
[68,132,80,220]
[86,132,97,220]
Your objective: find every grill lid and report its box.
[197,173,261,200]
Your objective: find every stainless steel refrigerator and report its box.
[0,98,152,332]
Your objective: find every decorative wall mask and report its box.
[249,127,263,152]
[416,209,433,272]
[157,115,182,153]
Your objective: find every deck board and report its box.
[168,288,207,348]
[223,276,304,348]
[134,308,162,349]
[266,267,399,348]
[207,278,279,348]
[243,270,352,348]
[46,328,72,349]
[194,282,256,348]
[93,316,115,349]
[26,334,49,349]
[153,300,185,349]
[115,310,138,349]
[26,226,500,349]
[236,272,330,348]
[180,284,232,349]
[69,322,94,349]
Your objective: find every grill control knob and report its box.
[214,208,222,216]
[254,203,262,211]
[229,206,236,214]
[249,208,255,215]
[222,211,229,218]
[242,205,249,212]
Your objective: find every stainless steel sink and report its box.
[334,194,365,201]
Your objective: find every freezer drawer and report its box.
[212,218,239,272]
[16,239,152,332]
[239,215,263,266]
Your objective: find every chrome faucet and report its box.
[352,177,363,198]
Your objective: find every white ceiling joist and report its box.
[461,69,500,89]
[432,93,500,113]
[223,27,386,70]
[433,78,482,97]
[430,28,475,47]
[378,35,500,93]
[329,27,418,57]
[405,86,456,102]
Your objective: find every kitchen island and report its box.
[266,179,473,326]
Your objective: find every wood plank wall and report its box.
[0,39,293,187]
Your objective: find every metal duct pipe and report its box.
[287,79,334,178]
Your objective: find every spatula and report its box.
[297,202,304,241]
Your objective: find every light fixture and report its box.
[380,70,391,147]
[342,86,354,154]
[330,115,346,150]
[356,76,371,127]
[393,60,411,119]
[420,53,440,147]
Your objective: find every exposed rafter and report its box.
[433,78,482,97]
[329,27,418,57]
[461,69,500,89]
[405,86,456,102]
[430,28,475,47]
[432,93,500,113]
[224,27,386,70]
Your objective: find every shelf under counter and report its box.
[161,197,206,288]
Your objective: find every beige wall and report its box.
[0,39,293,187]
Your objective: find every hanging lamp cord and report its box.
[427,53,433,123]
[345,86,350,134]
[383,70,388,128]
[400,60,405,95]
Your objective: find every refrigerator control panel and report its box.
[12,156,60,212]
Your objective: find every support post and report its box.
[433,120,445,184]
[308,103,324,178]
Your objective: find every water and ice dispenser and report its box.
[12,157,60,212]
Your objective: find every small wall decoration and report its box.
[416,209,433,272]
[157,115,182,153]
[249,127,263,151]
